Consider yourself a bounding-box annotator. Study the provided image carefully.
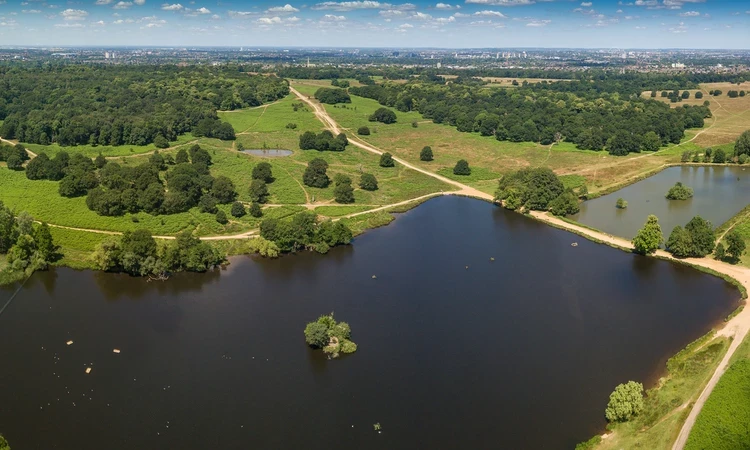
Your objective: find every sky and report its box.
[0,0,747,49]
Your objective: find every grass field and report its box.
[20,133,198,158]
[644,81,750,148]
[292,80,694,195]
[685,332,750,450]
[594,333,731,450]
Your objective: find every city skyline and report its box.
[0,0,748,49]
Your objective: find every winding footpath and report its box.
[529,212,750,450]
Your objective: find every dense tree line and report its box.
[0,65,288,147]
[94,228,223,276]
[314,88,351,104]
[299,130,349,151]
[350,80,710,155]
[277,67,749,92]
[260,211,352,254]
[0,201,58,277]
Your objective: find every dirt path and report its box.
[0,137,37,158]
[529,211,750,450]
[289,84,493,202]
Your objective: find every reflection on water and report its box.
[572,166,750,239]
[0,197,740,450]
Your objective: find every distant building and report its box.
[671,62,685,69]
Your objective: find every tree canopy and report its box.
[0,65,287,146]
[605,381,644,422]
[495,167,565,211]
[665,182,694,200]
[632,215,663,255]
[315,87,351,104]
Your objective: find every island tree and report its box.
[632,215,663,255]
[665,182,694,200]
[303,313,357,359]
[616,198,628,209]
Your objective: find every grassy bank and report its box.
[685,333,750,450]
[593,333,730,450]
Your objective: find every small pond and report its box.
[571,166,750,239]
[241,149,293,157]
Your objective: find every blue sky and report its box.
[0,0,747,48]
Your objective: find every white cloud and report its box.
[678,10,699,16]
[465,0,536,6]
[55,22,85,27]
[161,3,183,11]
[581,1,592,6]
[435,3,458,9]
[669,21,687,32]
[113,1,133,9]
[92,20,105,26]
[95,0,113,4]
[61,9,89,20]
[525,19,550,26]
[616,9,623,12]
[257,16,282,24]
[228,11,255,18]
[312,1,415,11]
[21,9,41,13]
[411,11,432,19]
[474,10,507,17]
[134,0,146,5]
[195,7,210,14]
[634,25,646,29]
[398,22,413,28]
[379,9,404,17]
[211,14,220,19]
[435,15,455,22]
[267,4,299,13]
[322,14,347,20]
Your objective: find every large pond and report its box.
[572,166,750,239]
[0,197,740,450]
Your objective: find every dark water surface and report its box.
[0,197,740,450]
[572,166,750,239]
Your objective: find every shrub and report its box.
[357,126,371,136]
[198,194,218,214]
[215,210,228,224]
[453,159,471,176]
[369,107,397,124]
[249,202,263,218]
[230,201,246,218]
[359,173,378,191]
[333,175,355,204]
[713,148,726,163]
[694,91,703,99]
[616,198,628,209]
[252,162,274,183]
[247,236,279,257]
[153,135,169,149]
[420,146,433,161]
[249,179,269,204]
[665,182,694,200]
[285,123,297,130]
[605,381,644,422]
[379,152,395,168]
[303,158,330,188]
